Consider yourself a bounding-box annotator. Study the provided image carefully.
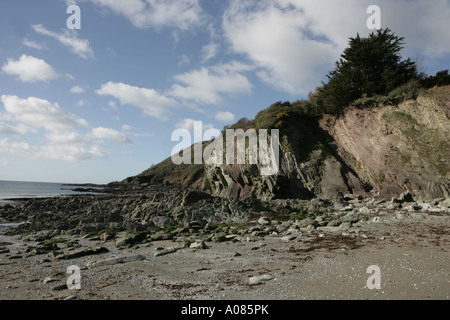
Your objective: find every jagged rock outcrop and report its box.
[320,94,450,200]
[125,88,450,202]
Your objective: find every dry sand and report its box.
[0,211,449,301]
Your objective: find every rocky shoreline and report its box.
[1,186,449,300]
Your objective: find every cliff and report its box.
[124,86,450,201]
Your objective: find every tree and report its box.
[316,28,418,114]
[421,70,450,88]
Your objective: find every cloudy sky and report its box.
[0,0,449,184]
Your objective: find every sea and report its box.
[0,180,104,202]
[0,180,105,229]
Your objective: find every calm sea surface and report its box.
[0,180,103,202]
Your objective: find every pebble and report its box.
[281,235,296,242]
[248,274,275,285]
[42,277,59,284]
[258,217,271,226]
[154,247,179,257]
[339,222,352,230]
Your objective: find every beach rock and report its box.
[100,231,116,242]
[339,222,352,230]
[154,247,179,257]
[257,217,271,226]
[175,237,192,248]
[189,240,208,250]
[395,212,408,220]
[327,219,342,227]
[399,192,415,203]
[211,234,226,243]
[251,230,267,237]
[249,274,275,285]
[117,232,148,247]
[281,235,296,242]
[87,254,146,268]
[43,277,59,284]
[150,231,173,241]
[56,247,108,260]
[28,248,48,256]
[184,220,207,230]
[358,206,371,214]
[371,217,382,223]
[152,216,176,228]
[296,218,316,228]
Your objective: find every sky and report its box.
[0,0,449,184]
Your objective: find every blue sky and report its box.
[0,0,449,184]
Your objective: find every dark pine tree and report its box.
[317,28,418,114]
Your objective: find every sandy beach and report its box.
[1,205,448,301]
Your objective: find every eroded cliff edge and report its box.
[128,87,449,202]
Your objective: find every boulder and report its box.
[56,247,108,260]
[150,231,173,241]
[189,240,208,250]
[296,218,316,228]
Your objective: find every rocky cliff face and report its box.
[127,88,450,201]
[320,94,450,200]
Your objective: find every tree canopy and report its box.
[315,28,418,114]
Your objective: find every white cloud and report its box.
[37,144,109,162]
[70,85,85,94]
[2,54,61,83]
[87,0,205,31]
[0,137,107,162]
[168,61,254,105]
[215,111,235,123]
[106,47,117,56]
[96,81,179,121]
[76,100,87,107]
[1,95,88,134]
[0,158,9,166]
[31,24,94,59]
[22,38,46,50]
[120,124,153,137]
[90,127,131,144]
[96,63,252,120]
[0,138,32,157]
[222,0,450,95]
[178,54,191,67]
[121,124,132,131]
[223,0,339,95]
[0,95,131,162]
[201,42,219,63]
[0,122,21,135]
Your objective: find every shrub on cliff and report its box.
[315,28,419,114]
[421,70,450,88]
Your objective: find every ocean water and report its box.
[0,180,103,202]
